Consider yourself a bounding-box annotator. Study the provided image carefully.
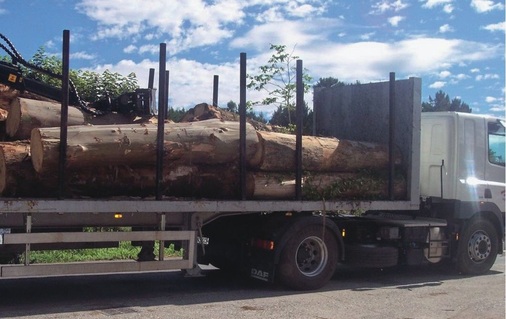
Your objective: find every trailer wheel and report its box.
[456,218,498,275]
[277,224,338,290]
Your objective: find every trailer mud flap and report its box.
[248,249,276,283]
[250,267,273,282]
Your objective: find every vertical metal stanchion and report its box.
[148,68,155,88]
[24,214,31,266]
[58,30,70,199]
[165,70,170,120]
[147,68,155,114]
[156,43,167,200]
[388,72,396,200]
[295,60,303,200]
[239,53,247,200]
[213,75,219,107]
[159,213,166,261]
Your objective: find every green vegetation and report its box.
[25,242,182,264]
[247,44,313,126]
[3,46,139,103]
[422,90,471,113]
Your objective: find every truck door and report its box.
[484,119,505,210]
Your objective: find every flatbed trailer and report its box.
[1,32,504,290]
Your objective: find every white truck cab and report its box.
[420,112,505,213]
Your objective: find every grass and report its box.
[25,242,183,264]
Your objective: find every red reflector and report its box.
[251,239,275,251]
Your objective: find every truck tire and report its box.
[277,224,338,290]
[456,218,498,275]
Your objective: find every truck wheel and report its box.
[456,218,498,275]
[277,224,338,290]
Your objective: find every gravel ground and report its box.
[0,255,504,319]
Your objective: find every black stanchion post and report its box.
[388,72,396,200]
[239,53,247,200]
[165,70,170,120]
[148,68,155,88]
[213,75,219,107]
[156,43,167,200]
[295,60,303,200]
[58,30,70,199]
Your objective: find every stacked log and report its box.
[0,97,406,200]
[6,98,86,140]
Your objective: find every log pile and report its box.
[0,89,405,200]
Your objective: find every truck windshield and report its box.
[488,120,505,166]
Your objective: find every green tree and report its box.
[247,44,312,125]
[422,90,471,113]
[226,100,237,113]
[167,107,186,122]
[313,77,345,89]
[270,103,313,134]
[6,47,138,103]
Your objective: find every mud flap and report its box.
[248,249,276,283]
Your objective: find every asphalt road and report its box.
[0,255,504,319]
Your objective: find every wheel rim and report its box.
[467,230,492,262]
[295,236,328,277]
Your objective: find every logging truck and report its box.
[0,36,504,290]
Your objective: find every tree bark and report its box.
[257,131,401,172]
[0,141,43,196]
[0,84,18,111]
[0,149,405,199]
[6,97,86,140]
[30,119,262,173]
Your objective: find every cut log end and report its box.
[30,129,44,173]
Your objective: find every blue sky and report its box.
[0,0,504,118]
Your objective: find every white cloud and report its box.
[388,16,405,27]
[76,0,328,56]
[482,21,506,33]
[429,81,446,88]
[77,0,246,53]
[360,32,376,40]
[476,73,500,80]
[370,0,408,14]
[71,51,96,60]
[470,0,505,13]
[443,4,454,13]
[255,7,285,23]
[421,0,453,9]
[286,3,325,17]
[439,24,454,33]
[230,18,340,51]
[123,45,137,54]
[294,37,501,85]
[487,96,505,112]
[439,70,451,78]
